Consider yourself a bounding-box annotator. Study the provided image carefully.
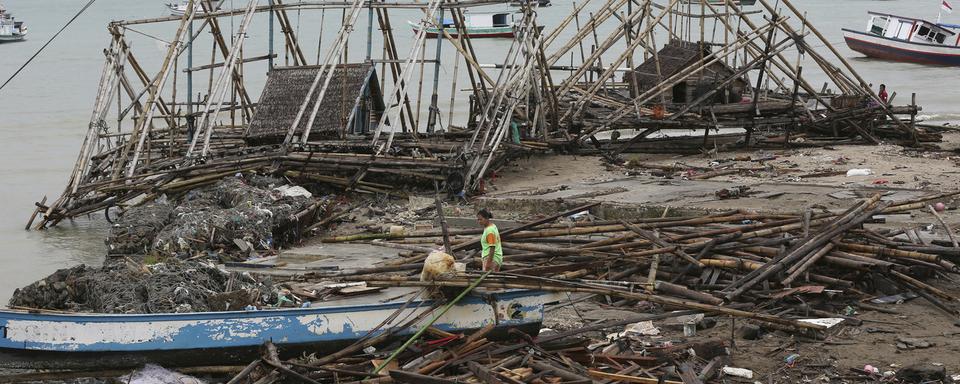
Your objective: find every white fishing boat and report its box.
[843,9,960,66]
[0,4,26,43]
[167,0,220,16]
[410,11,541,39]
[680,0,756,6]
[510,0,551,6]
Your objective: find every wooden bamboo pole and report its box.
[362,277,825,330]
[121,1,200,178]
[724,194,886,301]
[928,205,959,248]
[187,0,258,158]
[283,0,367,147]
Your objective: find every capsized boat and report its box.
[410,11,538,38]
[843,11,960,66]
[0,288,558,369]
[0,4,26,43]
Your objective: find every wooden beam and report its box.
[182,54,277,72]
[588,370,683,384]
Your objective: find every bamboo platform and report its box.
[30,0,933,229]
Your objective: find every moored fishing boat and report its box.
[167,0,220,16]
[680,0,756,6]
[0,4,26,43]
[410,11,537,38]
[510,0,551,6]
[843,8,960,66]
[0,288,557,369]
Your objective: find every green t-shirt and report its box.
[481,224,503,265]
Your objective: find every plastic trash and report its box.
[870,292,919,304]
[683,322,697,337]
[119,364,205,384]
[274,185,313,199]
[276,295,294,307]
[864,364,879,375]
[623,320,661,336]
[610,321,661,340]
[846,168,873,177]
[785,354,800,367]
[798,318,845,328]
[722,366,754,379]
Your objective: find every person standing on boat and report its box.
[878,84,888,105]
[477,209,502,272]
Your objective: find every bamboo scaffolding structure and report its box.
[187,0,258,158]
[122,1,201,178]
[36,0,940,231]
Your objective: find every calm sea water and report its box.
[0,0,956,303]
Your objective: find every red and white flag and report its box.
[943,0,954,14]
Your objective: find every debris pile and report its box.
[8,259,273,314]
[29,0,937,233]
[273,328,732,384]
[107,175,324,260]
[235,191,960,383]
[105,198,174,255]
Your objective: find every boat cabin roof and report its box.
[468,11,516,16]
[868,11,956,36]
[438,11,514,20]
[437,11,516,27]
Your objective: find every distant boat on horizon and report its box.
[679,0,757,6]
[166,0,220,17]
[843,11,960,66]
[410,12,542,39]
[510,0,552,6]
[0,4,27,43]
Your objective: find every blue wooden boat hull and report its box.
[0,323,544,370]
[0,289,557,369]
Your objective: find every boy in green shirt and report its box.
[477,209,502,271]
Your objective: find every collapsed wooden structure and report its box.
[208,191,960,384]
[30,0,931,229]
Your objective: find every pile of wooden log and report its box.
[217,191,960,383]
[228,329,734,384]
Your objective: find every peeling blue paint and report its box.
[0,290,555,355]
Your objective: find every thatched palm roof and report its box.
[245,63,384,144]
[626,40,738,92]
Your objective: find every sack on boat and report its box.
[421,250,455,282]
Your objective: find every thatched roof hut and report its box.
[624,40,746,104]
[244,63,385,144]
